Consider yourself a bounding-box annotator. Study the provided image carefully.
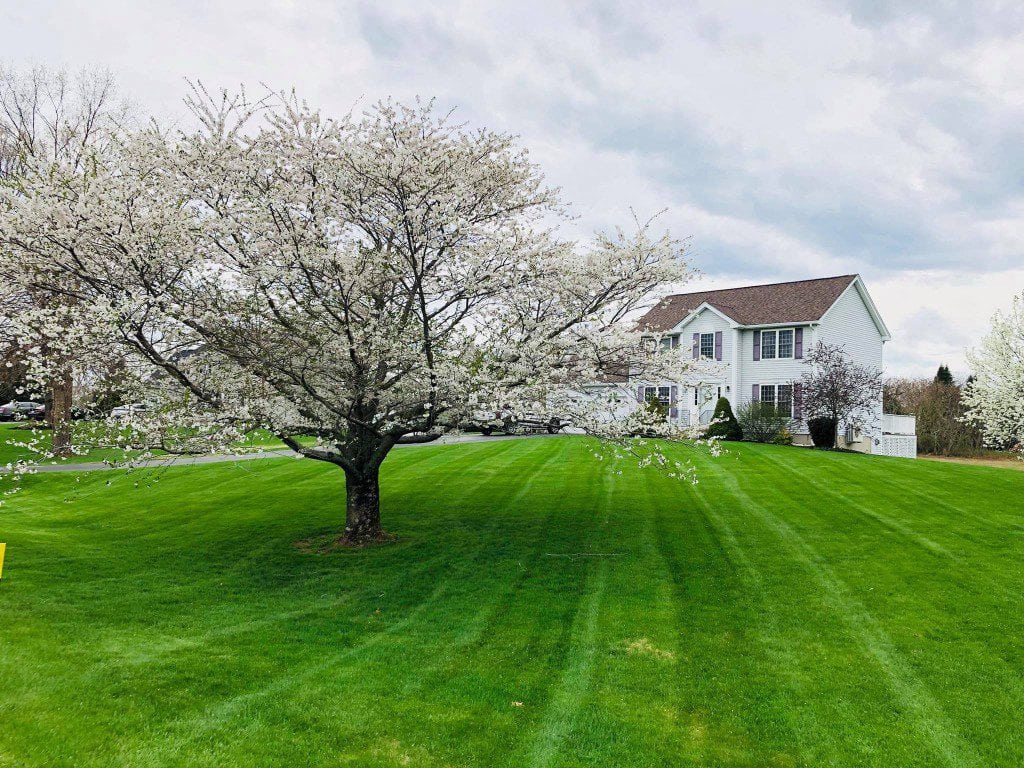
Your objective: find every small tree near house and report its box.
[703,396,742,441]
[799,343,882,448]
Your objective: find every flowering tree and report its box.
[799,342,882,445]
[0,64,130,455]
[0,90,701,543]
[962,294,1024,452]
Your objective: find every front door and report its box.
[695,384,721,425]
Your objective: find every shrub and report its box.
[736,402,794,444]
[772,427,794,446]
[807,416,837,448]
[703,396,742,441]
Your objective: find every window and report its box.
[759,384,793,416]
[777,384,793,417]
[660,335,679,351]
[700,332,714,358]
[778,329,794,358]
[759,328,795,360]
[644,386,671,408]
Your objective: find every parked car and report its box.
[109,403,150,419]
[0,401,45,421]
[469,410,568,436]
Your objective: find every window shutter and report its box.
[670,385,678,418]
[637,385,644,403]
[752,384,760,402]
[795,328,804,359]
[793,382,803,420]
[714,331,723,361]
[753,330,761,361]
[692,333,699,360]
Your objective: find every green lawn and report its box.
[2,438,1024,767]
[0,422,127,466]
[0,422,292,466]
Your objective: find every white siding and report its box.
[817,283,885,447]
[882,413,916,436]
[817,284,884,372]
[672,308,733,366]
[737,325,815,433]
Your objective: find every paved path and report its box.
[4,433,551,474]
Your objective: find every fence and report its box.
[879,412,917,458]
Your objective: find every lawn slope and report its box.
[2,438,1023,767]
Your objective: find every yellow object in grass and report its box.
[0,542,5,580]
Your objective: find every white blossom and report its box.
[962,294,1024,455]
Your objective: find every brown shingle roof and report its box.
[639,274,858,331]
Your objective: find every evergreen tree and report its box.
[703,396,743,440]
[934,364,954,385]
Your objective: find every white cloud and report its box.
[5,0,1023,378]
[871,268,1024,378]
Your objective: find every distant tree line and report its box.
[884,365,985,456]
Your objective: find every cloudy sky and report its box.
[8,1,1024,377]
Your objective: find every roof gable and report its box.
[640,274,858,331]
[670,302,737,330]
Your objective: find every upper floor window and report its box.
[778,329,794,358]
[660,335,678,351]
[699,332,714,358]
[759,329,795,360]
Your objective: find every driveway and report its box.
[4,433,555,474]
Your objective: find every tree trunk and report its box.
[343,464,386,545]
[48,370,73,458]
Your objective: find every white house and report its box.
[631,274,913,455]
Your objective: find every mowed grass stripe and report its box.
[134,439,577,765]
[681,471,830,763]
[706,447,984,767]
[733,446,1024,765]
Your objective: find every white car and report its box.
[0,400,45,421]
[109,403,150,419]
